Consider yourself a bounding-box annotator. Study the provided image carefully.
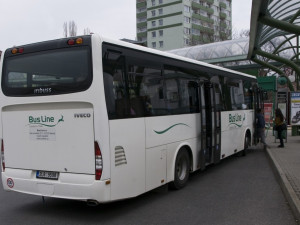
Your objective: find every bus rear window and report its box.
[2,47,92,96]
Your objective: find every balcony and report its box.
[203,36,211,43]
[219,2,227,9]
[137,11,147,18]
[219,12,227,19]
[220,21,227,28]
[192,23,201,30]
[192,24,214,35]
[137,22,147,29]
[137,32,147,38]
[220,31,228,39]
[207,8,214,14]
[137,1,146,8]
[192,13,214,24]
[192,1,214,14]
[191,34,202,41]
[200,26,214,35]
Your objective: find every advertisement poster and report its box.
[278,103,287,120]
[291,92,300,125]
[264,103,273,124]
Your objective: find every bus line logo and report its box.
[228,113,245,127]
[28,115,64,127]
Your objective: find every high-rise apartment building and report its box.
[136,0,232,51]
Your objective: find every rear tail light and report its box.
[1,140,5,172]
[11,48,24,54]
[95,142,102,180]
[67,38,83,46]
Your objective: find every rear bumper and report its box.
[1,168,111,203]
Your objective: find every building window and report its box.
[152,21,156,27]
[152,42,156,48]
[184,5,190,12]
[159,19,163,26]
[151,10,156,17]
[159,41,164,48]
[158,8,163,15]
[152,31,156,38]
[184,16,191,23]
[184,38,189,45]
[159,30,163,37]
[184,27,191,34]
[159,0,163,4]
[151,0,156,6]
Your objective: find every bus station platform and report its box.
[263,129,300,221]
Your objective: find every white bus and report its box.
[0,34,262,204]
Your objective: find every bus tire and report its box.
[242,134,250,156]
[169,148,190,190]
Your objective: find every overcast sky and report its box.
[0,0,252,51]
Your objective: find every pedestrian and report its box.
[256,108,268,148]
[274,108,284,148]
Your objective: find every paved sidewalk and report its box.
[263,129,300,221]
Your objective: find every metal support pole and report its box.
[258,16,300,35]
[297,36,299,91]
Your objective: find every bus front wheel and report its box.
[170,148,190,190]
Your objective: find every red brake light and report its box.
[67,39,75,45]
[18,48,24,53]
[1,140,5,172]
[95,142,102,180]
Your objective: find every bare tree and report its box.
[83,28,91,35]
[232,28,250,39]
[63,22,68,38]
[69,21,77,37]
[63,21,77,37]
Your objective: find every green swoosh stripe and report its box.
[27,120,63,127]
[154,123,190,134]
[28,122,57,127]
[229,122,243,127]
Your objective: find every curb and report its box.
[265,148,300,221]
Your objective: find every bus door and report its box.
[253,86,264,144]
[202,82,221,165]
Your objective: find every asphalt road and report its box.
[0,148,298,225]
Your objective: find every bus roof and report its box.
[3,34,256,81]
[100,35,257,81]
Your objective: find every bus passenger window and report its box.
[227,79,245,110]
[127,64,163,117]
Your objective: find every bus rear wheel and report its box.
[242,134,250,156]
[170,148,190,190]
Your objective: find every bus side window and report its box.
[243,81,253,109]
[103,51,127,119]
[214,83,224,111]
[164,65,200,114]
[127,64,163,117]
[226,79,245,110]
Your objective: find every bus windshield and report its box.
[2,46,92,96]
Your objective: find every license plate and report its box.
[36,171,59,180]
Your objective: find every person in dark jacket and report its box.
[275,108,284,148]
[256,108,268,148]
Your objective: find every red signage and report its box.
[264,103,273,124]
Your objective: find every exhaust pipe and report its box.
[86,200,99,207]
